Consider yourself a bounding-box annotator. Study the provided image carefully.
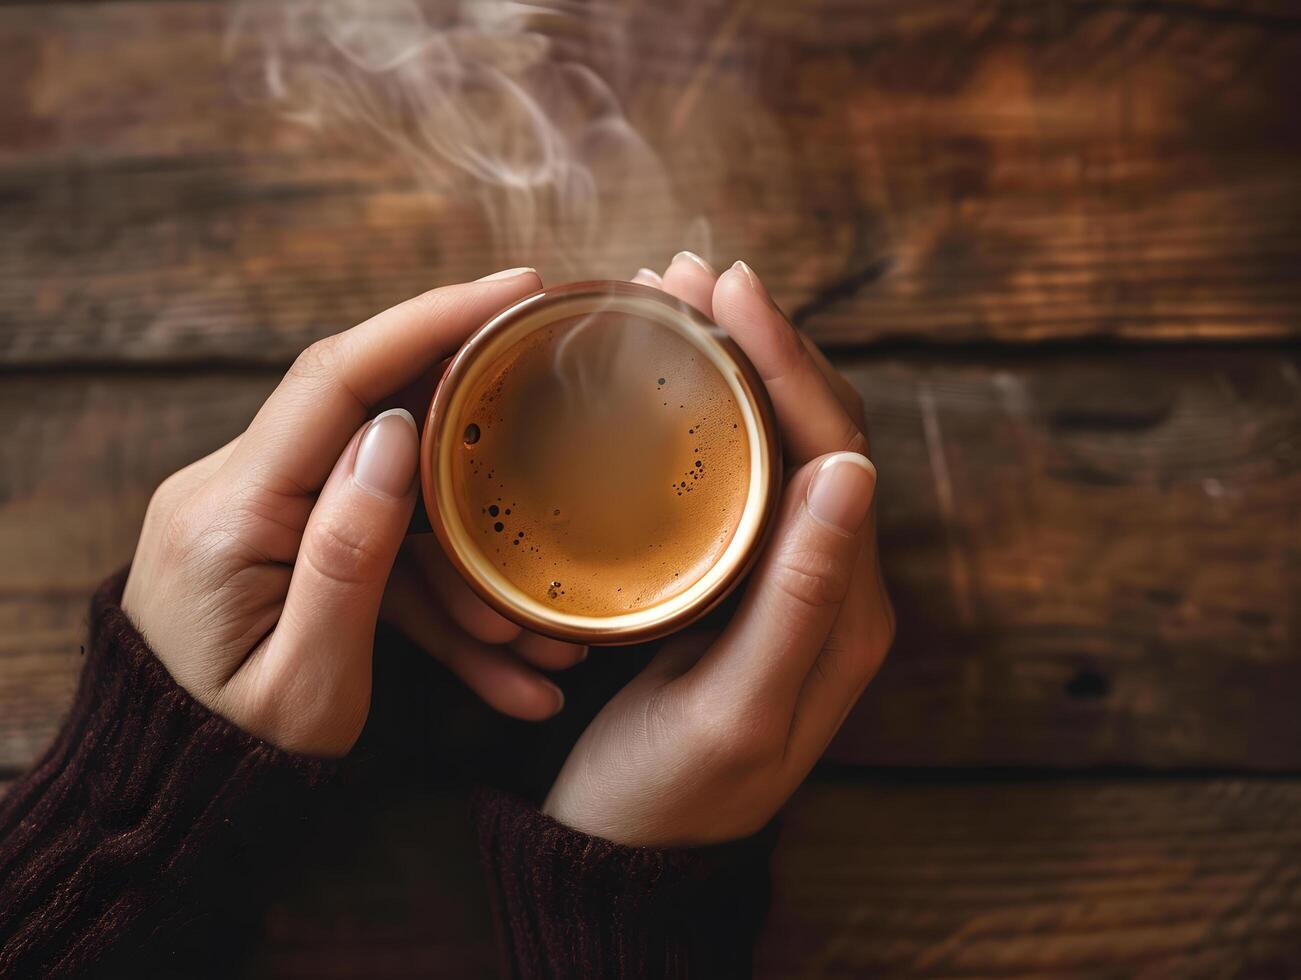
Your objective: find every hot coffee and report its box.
[423,281,780,644]
[450,312,750,617]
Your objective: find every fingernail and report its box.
[730,259,781,312]
[671,250,715,275]
[353,408,418,498]
[632,267,663,286]
[806,452,876,535]
[545,680,565,713]
[731,259,761,290]
[476,266,536,282]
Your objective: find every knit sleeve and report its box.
[0,572,335,979]
[472,787,774,980]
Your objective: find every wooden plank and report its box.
[8,774,1292,977]
[248,788,499,980]
[836,349,1301,768]
[758,776,1301,978]
[0,374,276,769]
[245,776,1301,978]
[2,349,1296,772]
[1,1,1299,364]
[1,769,1294,975]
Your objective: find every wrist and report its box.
[476,787,776,979]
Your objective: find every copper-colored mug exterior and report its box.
[420,280,782,645]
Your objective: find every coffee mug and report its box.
[421,280,781,644]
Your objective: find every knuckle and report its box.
[302,517,390,586]
[290,337,341,387]
[403,284,452,321]
[769,547,851,613]
[678,689,782,772]
[158,501,239,574]
[158,500,203,563]
[290,335,367,412]
[844,425,870,458]
[152,469,188,507]
[141,473,185,540]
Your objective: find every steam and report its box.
[226,0,709,277]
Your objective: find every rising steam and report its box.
[226,0,712,277]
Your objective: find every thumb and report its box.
[233,408,419,756]
[689,451,877,712]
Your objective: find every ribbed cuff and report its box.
[0,571,336,979]
[472,787,774,980]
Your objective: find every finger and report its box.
[688,451,877,712]
[660,250,718,318]
[510,631,588,672]
[229,408,420,756]
[799,332,867,434]
[712,262,865,464]
[412,537,523,646]
[631,267,663,287]
[214,269,542,503]
[786,509,894,766]
[439,638,565,721]
[382,565,565,721]
[411,537,586,668]
[405,530,585,671]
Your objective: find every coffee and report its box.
[449,311,751,617]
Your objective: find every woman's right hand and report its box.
[542,254,895,847]
[122,269,585,758]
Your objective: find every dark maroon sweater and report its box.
[0,577,770,979]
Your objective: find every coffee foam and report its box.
[450,311,750,617]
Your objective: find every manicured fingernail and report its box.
[353,408,418,498]
[671,250,715,275]
[806,452,876,535]
[476,266,536,282]
[731,259,761,290]
[632,267,663,286]
[729,259,781,313]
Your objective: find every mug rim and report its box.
[420,279,782,645]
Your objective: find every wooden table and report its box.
[2,1,1299,975]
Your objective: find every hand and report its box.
[381,532,586,721]
[122,269,584,757]
[543,254,895,846]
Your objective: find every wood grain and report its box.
[246,776,1301,979]
[838,349,1301,769]
[246,788,500,980]
[6,773,1289,978]
[1,0,1298,365]
[3,1,1297,973]
[2,350,1295,773]
[758,776,1301,978]
[0,373,275,771]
